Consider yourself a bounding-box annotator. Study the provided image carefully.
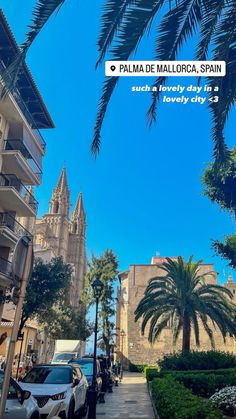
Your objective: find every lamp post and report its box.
[120,329,125,380]
[87,277,104,419]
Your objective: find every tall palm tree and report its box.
[93,0,236,159]
[135,256,236,352]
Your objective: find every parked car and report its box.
[0,370,39,419]
[19,364,88,419]
[69,357,102,398]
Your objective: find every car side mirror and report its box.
[20,390,31,404]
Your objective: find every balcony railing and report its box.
[0,60,46,151]
[0,212,32,239]
[0,173,38,214]
[4,139,42,182]
[0,256,12,278]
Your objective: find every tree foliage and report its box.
[135,256,236,352]
[41,304,93,341]
[85,250,118,355]
[1,1,236,157]
[212,236,236,270]
[20,256,92,341]
[203,148,236,216]
[203,148,236,269]
[93,0,236,157]
[20,256,72,331]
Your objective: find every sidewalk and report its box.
[96,372,155,419]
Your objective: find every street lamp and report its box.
[87,277,104,419]
[120,329,125,380]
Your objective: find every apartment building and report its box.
[0,10,54,321]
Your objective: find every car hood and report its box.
[19,383,72,396]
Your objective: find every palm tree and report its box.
[93,0,236,158]
[135,256,236,352]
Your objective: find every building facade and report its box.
[0,9,53,363]
[116,256,236,368]
[0,9,53,321]
[34,167,87,307]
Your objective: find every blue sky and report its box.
[1,0,235,284]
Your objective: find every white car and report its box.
[0,370,40,419]
[19,364,88,419]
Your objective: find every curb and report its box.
[147,380,160,419]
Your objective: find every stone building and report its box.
[116,256,236,368]
[34,166,87,307]
[0,9,54,364]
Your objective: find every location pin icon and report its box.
[110,65,116,72]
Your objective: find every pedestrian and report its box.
[1,358,6,371]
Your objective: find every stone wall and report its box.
[117,260,236,368]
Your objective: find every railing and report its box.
[0,256,12,278]
[0,173,38,214]
[0,60,46,151]
[0,212,32,239]
[4,139,42,182]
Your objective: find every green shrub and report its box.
[159,351,236,371]
[151,377,222,419]
[173,370,236,397]
[128,363,147,372]
[144,366,159,381]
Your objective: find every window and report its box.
[22,367,72,384]
[0,374,19,399]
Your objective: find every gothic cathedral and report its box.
[34,167,86,307]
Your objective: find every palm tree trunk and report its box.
[182,313,191,352]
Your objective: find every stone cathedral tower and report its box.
[34,167,87,307]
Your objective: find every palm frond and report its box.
[196,0,225,61]
[92,0,165,154]
[209,0,236,162]
[96,0,137,67]
[148,0,202,123]
[0,0,65,98]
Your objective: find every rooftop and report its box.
[0,9,54,129]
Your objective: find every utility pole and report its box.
[0,239,33,417]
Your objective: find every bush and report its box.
[144,366,159,381]
[151,377,222,419]
[128,363,147,372]
[159,351,236,371]
[173,370,236,397]
[210,386,236,417]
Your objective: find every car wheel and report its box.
[67,399,75,419]
[29,412,40,419]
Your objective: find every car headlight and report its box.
[51,392,67,401]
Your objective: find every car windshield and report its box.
[73,360,93,376]
[52,353,75,361]
[22,367,72,384]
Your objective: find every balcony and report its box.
[0,212,32,248]
[0,256,12,287]
[0,60,47,151]
[13,92,46,151]
[2,139,42,185]
[0,173,38,216]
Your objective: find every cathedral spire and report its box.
[49,166,70,216]
[71,192,86,234]
[56,166,69,192]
